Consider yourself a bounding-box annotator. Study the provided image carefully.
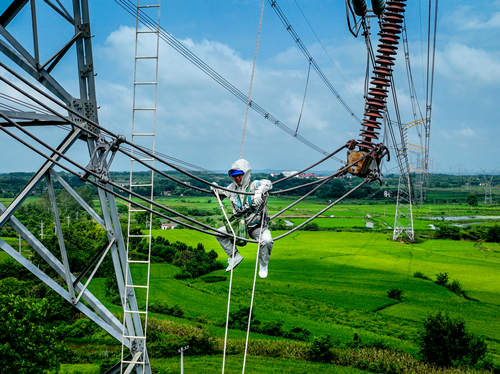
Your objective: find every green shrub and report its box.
[435,272,449,287]
[0,295,60,374]
[307,335,334,363]
[418,311,487,367]
[486,224,500,243]
[149,302,185,318]
[0,259,35,281]
[104,276,121,306]
[149,333,218,358]
[200,275,226,283]
[54,318,98,339]
[257,320,285,337]
[228,306,256,331]
[387,288,403,302]
[303,222,319,231]
[466,194,478,207]
[228,307,311,341]
[447,279,463,296]
[413,271,430,280]
[284,326,312,342]
[174,270,192,280]
[436,225,461,240]
[99,354,120,374]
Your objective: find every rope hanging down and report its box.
[242,200,266,374]
[240,0,266,159]
[214,189,237,374]
[295,59,312,136]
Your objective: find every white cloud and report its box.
[436,42,500,86]
[447,6,500,31]
[456,128,476,138]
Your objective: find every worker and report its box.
[212,159,273,278]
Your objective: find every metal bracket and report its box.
[70,98,98,134]
[80,135,126,183]
[78,23,91,38]
[80,63,93,78]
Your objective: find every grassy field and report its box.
[150,356,371,374]
[288,217,370,228]
[60,356,372,374]
[2,188,500,372]
[87,228,500,370]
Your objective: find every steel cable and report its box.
[273,178,369,240]
[268,0,362,124]
[294,59,311,135]
[115,0,339,160]
[293,0,363,105]
[240,0,266,159]
[0,62,347,196]
[0,113,232,238]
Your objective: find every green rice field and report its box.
[86,228,500,371]
[2,189,500,372]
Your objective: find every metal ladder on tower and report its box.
[121,1,161,373]
[392,118,415,242]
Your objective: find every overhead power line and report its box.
[114,0,344,163]
[293,0,363,105]
[269,0,362,123]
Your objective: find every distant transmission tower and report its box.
[481,170,496,205]
[389,117,415,242]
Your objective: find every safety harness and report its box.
[234,181,268,234]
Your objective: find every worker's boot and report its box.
[259,263,268,279]
[226,253,244,272]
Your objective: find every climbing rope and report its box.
[214,189,238,374]
[242,201,266,373]
[240,0,266,159]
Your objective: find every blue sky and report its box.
[1,0,499,175]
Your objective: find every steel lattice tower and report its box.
[0,1,151,372]
[482,171,496,206]
[390,118,415,242]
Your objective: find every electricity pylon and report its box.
[389,117,415,242]
[0,1,150,372]
[481,170,497,206]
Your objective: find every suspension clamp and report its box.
[346,139,358,150]
[80,135,126,183]
[346,142,389,180]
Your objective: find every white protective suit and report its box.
[215,159,273,267]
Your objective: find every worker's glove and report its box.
[210,182,219,195]
[252,191,264,207]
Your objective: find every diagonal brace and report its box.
[50,169,106,228]
[74,239,115,304]
[0,128,81,229]
[45,170,76,303]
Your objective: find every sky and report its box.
[0,0,499,176]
